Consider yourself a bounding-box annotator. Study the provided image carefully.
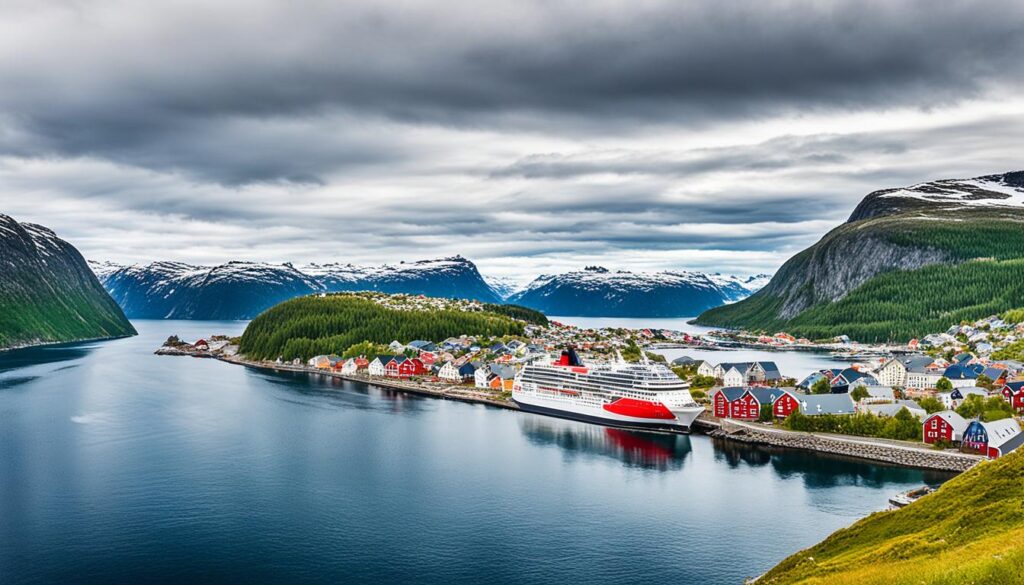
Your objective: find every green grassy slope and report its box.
[760,450,1024,584]
[239,293,530,360]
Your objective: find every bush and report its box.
[936,377,953,391]
[915,396,945,414]
[758,404,774,423]
[690,389,707,401]
[811,378,833,394]
[781,409,921,441]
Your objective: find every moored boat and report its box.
[512,348,703,432]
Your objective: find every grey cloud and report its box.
[1,1,1023,183]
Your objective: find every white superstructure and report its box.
[512,350,703,431]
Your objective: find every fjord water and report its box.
[0,321,952,585]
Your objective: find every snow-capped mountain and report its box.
[849,170,1024,221]
[506,266,769,317]
[92,256,503,320]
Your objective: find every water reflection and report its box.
[518,415,692,470]
[710,437,956,488]
[0,343,97,374]
[247,367,432,415]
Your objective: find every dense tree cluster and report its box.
[783,408,922,441]
[699,258,1024,343]
[481,303,548,325]
[239,295,526,361]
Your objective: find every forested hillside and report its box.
[695,172,1024,342]
[239,294,530,361]
[0,214,136,350]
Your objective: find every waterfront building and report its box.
[922,411,969,444]
[961,419,1024,459]
[799,394,856,416]
[438,361,461,382]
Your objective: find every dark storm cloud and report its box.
[1,0,1023,183]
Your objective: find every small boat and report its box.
[889,486,934,508]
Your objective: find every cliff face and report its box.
[0,214,136,350]
[758,226,952,320]
[695,171,1024,337]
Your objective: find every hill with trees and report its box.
[695,171,1024,342]
[239,293,534,361]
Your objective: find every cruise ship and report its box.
[512,348,704,432]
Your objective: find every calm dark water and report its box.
[0,321,954,585]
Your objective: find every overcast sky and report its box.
[1,0,1022,283]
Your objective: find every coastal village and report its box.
[162,295,1024,468]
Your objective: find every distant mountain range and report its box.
[0,214,135,350]
[90,256,768,320]
[507,266,769,317]
[91,256,502,320]
[696,170,1024,341]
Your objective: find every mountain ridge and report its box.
[1,214,136,350]
[695,170,1024,341]
[91,257,768,320]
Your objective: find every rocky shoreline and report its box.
[708,420,981,472]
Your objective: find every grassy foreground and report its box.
[760,451,1024,584]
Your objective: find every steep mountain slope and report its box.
[695,171,1024,341]
[95,256,502,320]
[507,266,768,317]
[0,214,136,350]
[760,450,1024,584]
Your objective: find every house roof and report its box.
[372,354,399,364]
[799,393,856,415]
[1004,381,1024,393]
[719,362,752,374]
[926,410,969,431]
[861,385,896,399]
[748,387,793,405]
[903,355,937,373]
[969,418,1023,449]
[943,364,979,380]
[717,387,748,402]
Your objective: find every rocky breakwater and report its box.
[709,420,981,472]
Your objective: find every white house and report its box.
[438,361,461,382]
[388,340,405,353]
[474,365,492,389]
[722,366,745,387]
[341,358,358,375]
[873,359,908,387]
[697,361,716,378]
[368,357,388,377]
[938,386,988,409]
[906,369,944,390]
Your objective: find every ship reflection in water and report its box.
[518,414,692,471]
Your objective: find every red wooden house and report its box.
[397,357,426,378]
[384,357,405,377]
[712,388,759,420]
[1001,381,1024,412]
[922,411,969,444]
[713,387,799,420]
